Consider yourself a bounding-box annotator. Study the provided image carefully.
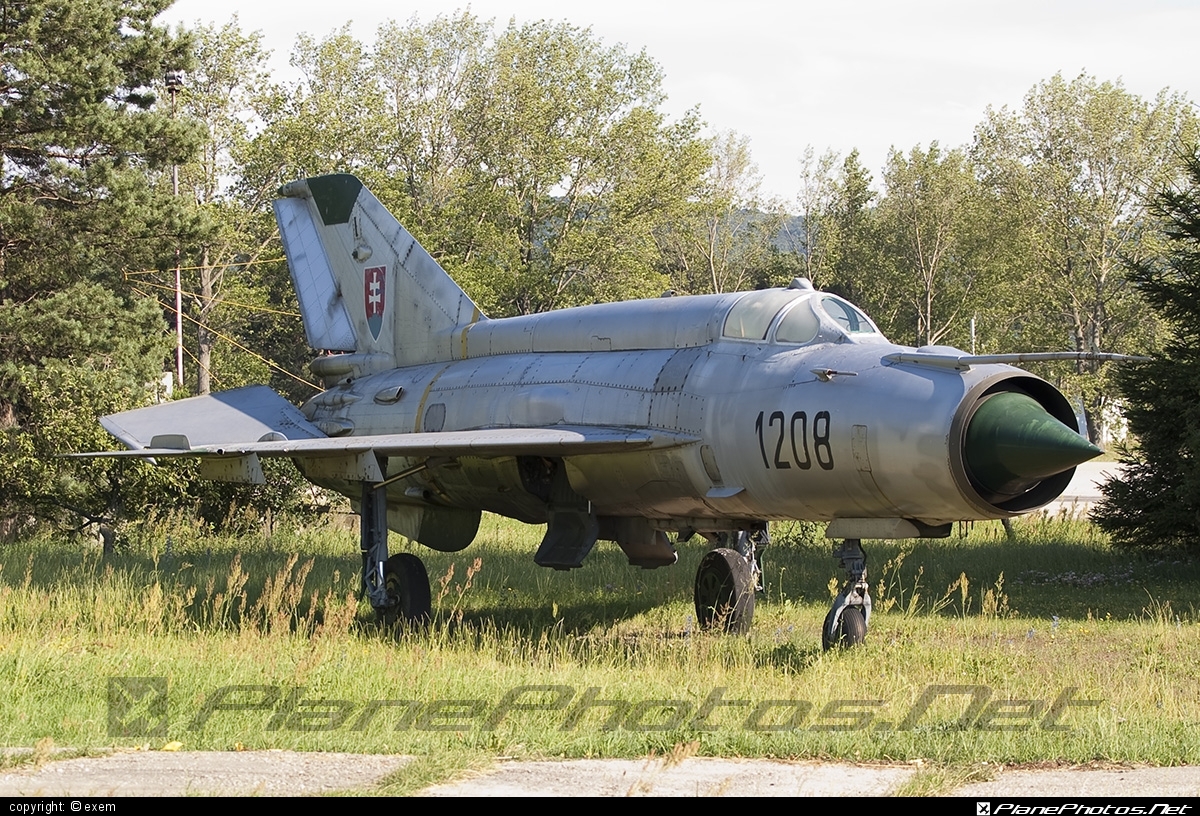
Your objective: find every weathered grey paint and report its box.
[88,174,1100,560]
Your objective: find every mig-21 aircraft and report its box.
[77,173,1128,649]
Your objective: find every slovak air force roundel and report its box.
[364,265,386,340]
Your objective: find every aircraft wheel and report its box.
[822,605,868,650]
[379,553,431,628]
[694,548,755,634]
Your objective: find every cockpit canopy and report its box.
[461,280,884,359]
[721,286,881,345]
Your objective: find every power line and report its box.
[129,285,321,394]
[180,340,221,390]
[126,276,301,318]
[123,256,288,275]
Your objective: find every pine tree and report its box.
[0,1,199,535]
[1093,150,1200,550]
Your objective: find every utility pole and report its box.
[165,69,185,389]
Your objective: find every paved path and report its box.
[0,751,411,796]
[1041,461,1119,515]
[1,752,1197,796]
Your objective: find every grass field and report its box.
[0,510,1197,792]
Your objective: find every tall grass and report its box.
[0,512,1196,768]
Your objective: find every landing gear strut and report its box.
[823,538,871,649]
[693,524,768,634]
[360,481,432,627]
[726,525,768,593]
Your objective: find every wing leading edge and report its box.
[73,426,696,459]
[71,385,696,484]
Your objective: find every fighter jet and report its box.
[78,173,1127,649]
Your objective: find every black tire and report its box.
[822,605,868,650]
[694,548,755,634]
[821,607,837,651]
[840,606,867,645]
[379,553,431,628]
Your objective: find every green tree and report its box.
[369,12,491,242]
[167,19,309,399]
[820,150,882,316]
[659,131,785,295]
[793,145,838,285]
[1093,150,1200,551]
[247,13,710,316]
[972,73,1197,441]
[452,18,709,312]
[0,1,197,295]
[872,143,1002,348]
[0,289,183,541]
[245,24,387,188]
[0,1,199,535]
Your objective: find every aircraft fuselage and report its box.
[298,286,1081,546]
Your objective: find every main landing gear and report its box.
[360,482,432,627]
[823,538,871,650]
[690,527,873,649]
[359,484,872,649]
[693,525,767,634]
[380,554,431,627]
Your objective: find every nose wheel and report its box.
[823,538,871,649]
[823,603,867,649]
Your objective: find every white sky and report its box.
[159,0,1200,203]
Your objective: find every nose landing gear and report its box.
[823,538,871,649]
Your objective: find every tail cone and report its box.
[964,391,1101,498]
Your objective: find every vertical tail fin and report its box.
[273,174,485,371]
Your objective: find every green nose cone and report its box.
[965,391,1102,497]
